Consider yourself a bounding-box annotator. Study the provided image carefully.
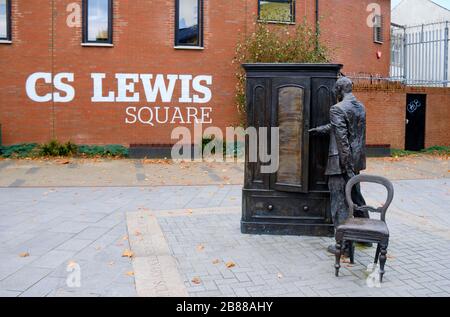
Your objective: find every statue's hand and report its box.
[309,127,319,134]
[346,169,356,179]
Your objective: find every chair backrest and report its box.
[345,174,394,222]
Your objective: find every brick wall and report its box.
[421,88,450,148]
[1,0,392,146]
[320,0,391,76]
[355,86,450,149]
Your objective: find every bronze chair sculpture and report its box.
[334,174,394,282]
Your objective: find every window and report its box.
[83,0,113,44]
[0,0,11,42]
[175,0,203,47]
[373,14,384,43]
[258,0,295,23]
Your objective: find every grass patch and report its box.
[391,146,450,157]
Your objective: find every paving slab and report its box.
[0,155,448,297]
[0,155,447,187]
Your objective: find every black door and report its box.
[405,94,426,151]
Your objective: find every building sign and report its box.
[25,72,213,126]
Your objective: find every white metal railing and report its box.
[390,21,449,87]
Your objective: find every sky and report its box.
[392,0,450,10]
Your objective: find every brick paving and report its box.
[156,179,450,297]
[0,155,448,187]
[0,156,448,297]
[159,211,450,297]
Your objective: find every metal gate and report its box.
[390,21,449,87]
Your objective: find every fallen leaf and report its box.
[134,230,142,236]
[212,259,220,265]
[277,273,283,279]
[122,235,129,241]
[192,277,202,285]
[196,244,205,252]
[122,249,134,258]
[67,261,77,268]
[125,271,135,277]
[19,252,30,258]
[225,261,236,269]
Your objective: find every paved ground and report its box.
[157,179,450,297]
[0,155,448,187]
[0,155,449,297]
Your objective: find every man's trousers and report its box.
[328,174,369,228]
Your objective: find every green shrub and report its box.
[77,145,128,157]
[39,140,78,157]
[234,19,330,125]
[0,143,39,158]
[423,146,450,155]
[0,141,128,158]
[202,136,215,153]
[202,136,244,158]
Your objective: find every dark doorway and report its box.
[405,94,426,151]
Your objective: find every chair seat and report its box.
[337,218,389,237]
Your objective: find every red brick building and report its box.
[1,0,396,147]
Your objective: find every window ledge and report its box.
[0,40,12,44]
[81,43,114,47]
[174,46,204,50]
[374,41,384,45]
[257,20,295,25]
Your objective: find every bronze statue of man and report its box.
[309,76,369,253]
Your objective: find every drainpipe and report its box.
[315,0,320,50]
[51,0,56,139]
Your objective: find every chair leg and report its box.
[379,245,388,283]
[335,240,342,277]
[374,244,381,264]
[349,241,355,264]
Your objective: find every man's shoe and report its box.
[327,244,350,257]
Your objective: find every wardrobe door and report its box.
[309,77,337,191]
[245,77,271,189]
[271,77,310,193]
